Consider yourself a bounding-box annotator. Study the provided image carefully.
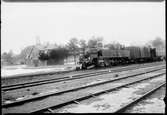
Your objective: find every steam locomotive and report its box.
[78,46,165,69]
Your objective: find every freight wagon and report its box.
[125,46,153,63]
[156,48,166,61]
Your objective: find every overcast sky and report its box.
[1,1,165,54]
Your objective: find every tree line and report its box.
[1,37,165,65]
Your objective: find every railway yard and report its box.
[2,0,165,114]
[1,61,166,113]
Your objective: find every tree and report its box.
[87,36,103,48]
[104,42,125,50]
[9,50,14,57]
[114,42,125,49]
[1,50,14,65]
[151,37,165,49]
[79,39,87,53]
[104,43,115,49]
[67,38,79,51]
[19,45,35,62]
[66,38,79,64]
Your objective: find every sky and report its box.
[1,1,165,54]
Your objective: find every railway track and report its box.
[2,62,162,80]
[2,62,166,91]
[114,82,166,113]
[123,84,166,113]
[2,67,166,113]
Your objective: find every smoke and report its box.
[151,37,165,49]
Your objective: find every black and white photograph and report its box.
[1,0,166,114]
